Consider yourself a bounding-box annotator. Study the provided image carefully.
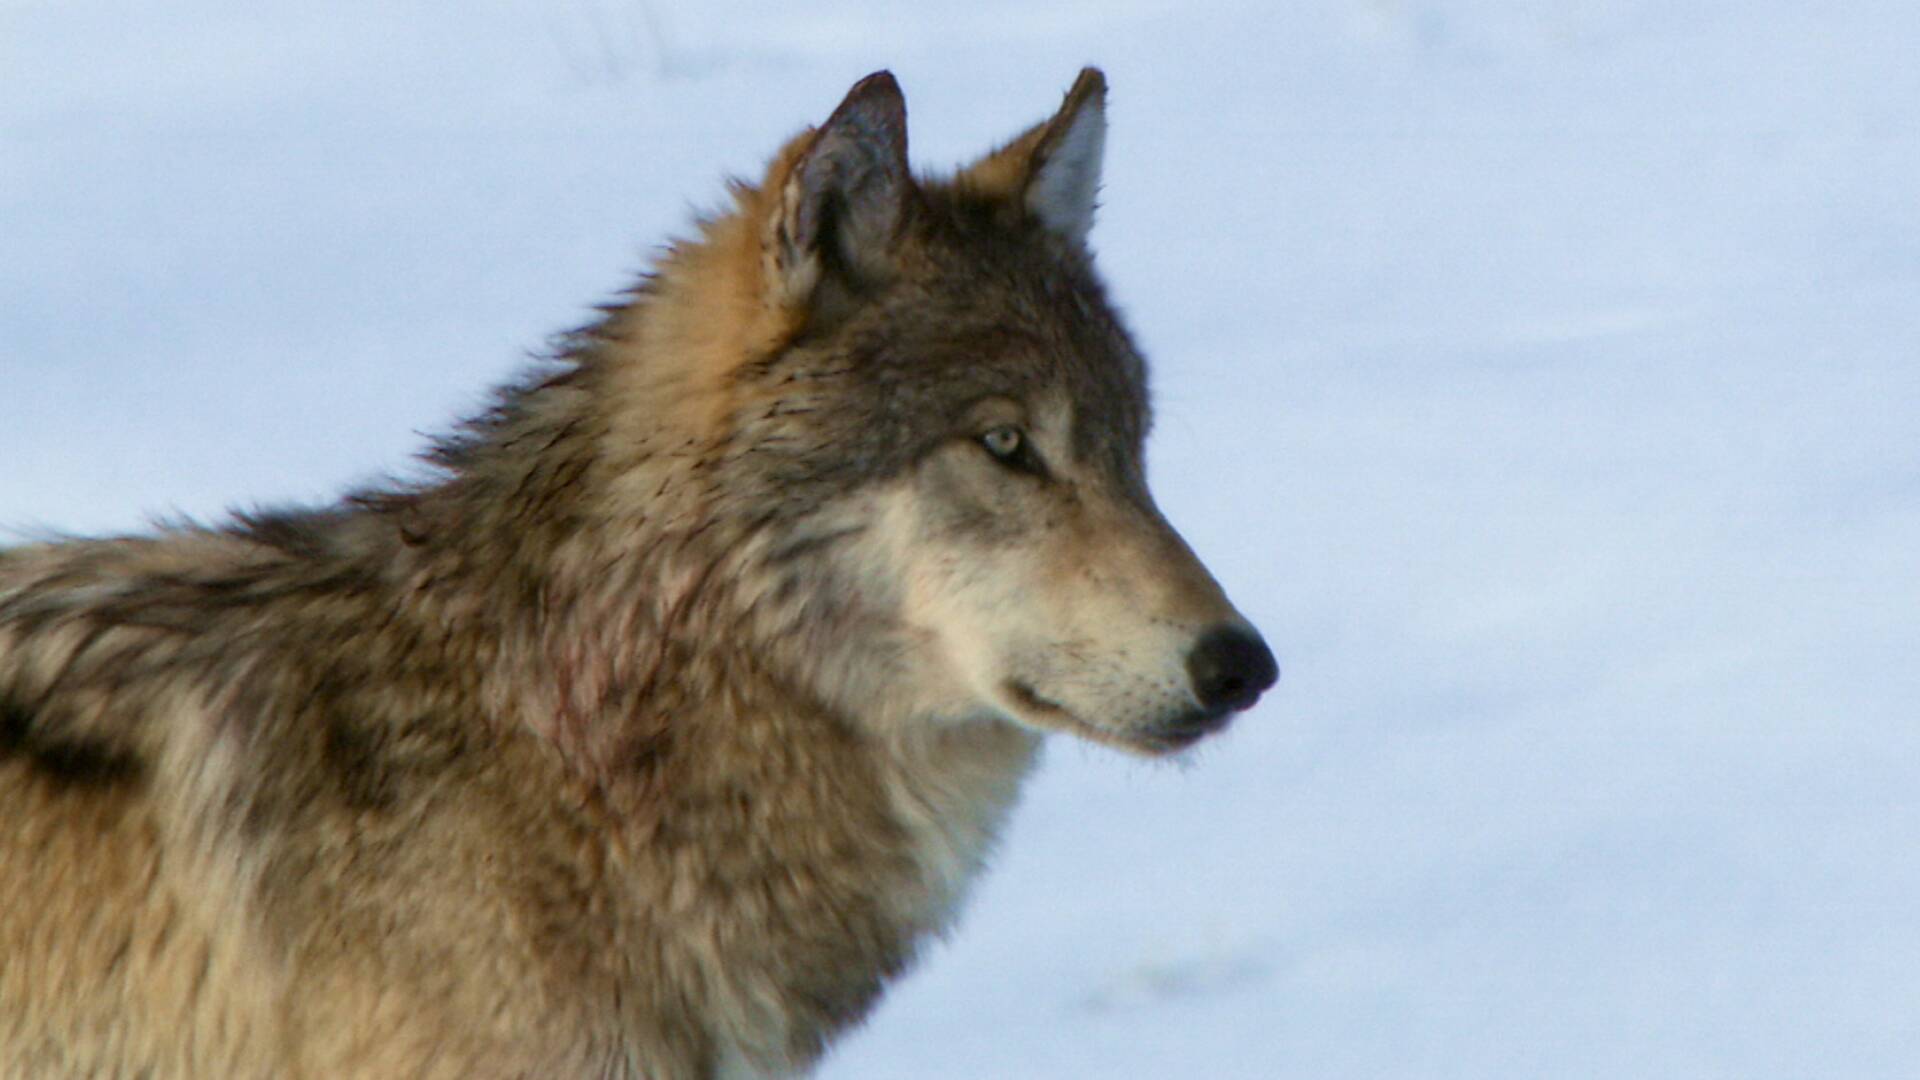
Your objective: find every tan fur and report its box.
[0,69,1273,1078]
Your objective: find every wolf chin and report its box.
[0,69,1277,1078]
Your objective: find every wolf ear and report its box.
[960,67,1107,246]
[773,71,914,305]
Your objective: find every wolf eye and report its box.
[978,425,1046,476]
[980,426,1024,460]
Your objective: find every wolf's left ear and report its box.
[960,67,1107,246]
[773,71,914,305]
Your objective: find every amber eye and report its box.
[980,425,1024,460]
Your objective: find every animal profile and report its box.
[0,68,1277,1078]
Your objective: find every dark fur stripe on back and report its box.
[0,693,146,790]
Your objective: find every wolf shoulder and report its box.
[0,526,600,1078]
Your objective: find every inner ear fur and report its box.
[957,67,1108,245]
[768,71,916,312]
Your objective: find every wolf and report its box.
[0,68,1277,1078]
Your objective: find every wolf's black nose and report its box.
[1187,625,1279,714]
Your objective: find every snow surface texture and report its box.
[6,2,1920,1076]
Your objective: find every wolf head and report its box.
[562,70,1276,757]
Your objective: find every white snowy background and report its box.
[5,2,1919,1076]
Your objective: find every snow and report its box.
[5,2,1919,1076]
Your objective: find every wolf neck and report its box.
[462,478,1042,926]
[488,512,1038,1065]
[375,276,1041,1061]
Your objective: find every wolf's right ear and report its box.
[770,71,914,309]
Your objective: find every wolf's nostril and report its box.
[1186,624,1279,714]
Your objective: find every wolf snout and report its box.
[1186,624,1279,716]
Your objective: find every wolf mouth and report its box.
[1004,678,1070,721]
[1001,679,1223,756]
